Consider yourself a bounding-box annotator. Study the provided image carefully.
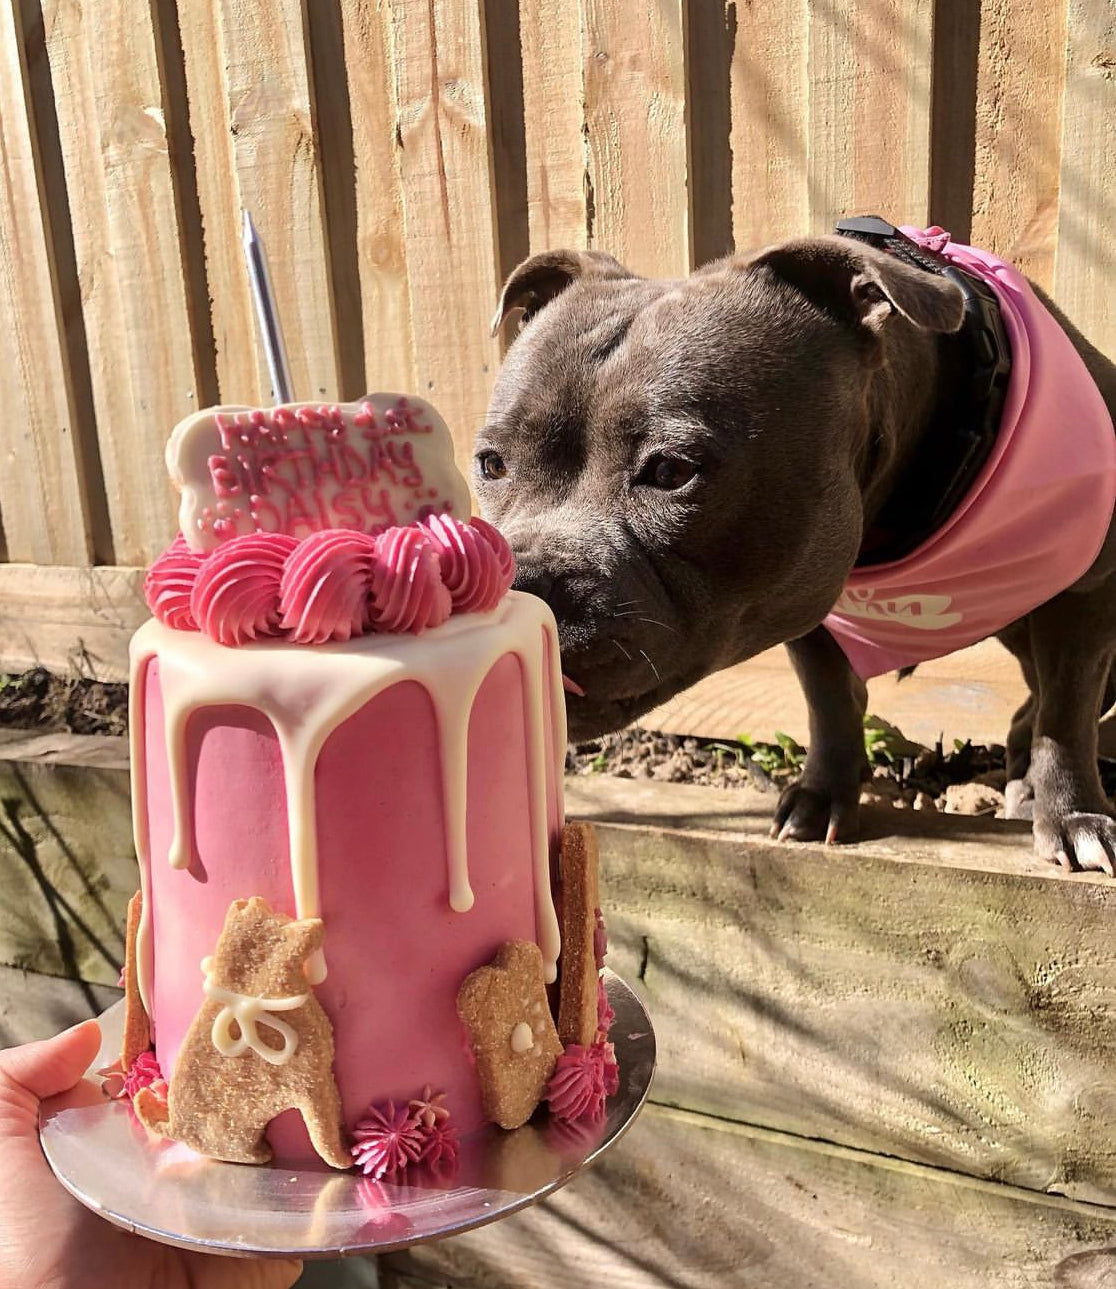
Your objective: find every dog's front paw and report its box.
[772,781,860,845]
[1034,811,1116,876]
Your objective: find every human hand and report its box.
[0,1020,303,1289]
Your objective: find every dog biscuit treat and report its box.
[134,898,349,1168]
[556,821,603,1047]
[457,940,563,1129]
[121,890,150,1069]
[115,393,613,1168]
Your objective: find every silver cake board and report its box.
[38,969,655,1259]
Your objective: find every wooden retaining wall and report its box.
[0,0,1113,740]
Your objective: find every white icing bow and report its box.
[202,963,308,1066]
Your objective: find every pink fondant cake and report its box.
[118,396,616,1172]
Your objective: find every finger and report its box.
[0,1020,102,1102]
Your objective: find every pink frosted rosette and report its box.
[279,528,379,645]
[190,532,297,646]
[144,516,516,645]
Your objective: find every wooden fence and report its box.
[0,0,1113,698]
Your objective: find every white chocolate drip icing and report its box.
[128,592,565,1011]
[201,959,308,1065]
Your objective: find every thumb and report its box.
[0,1020,102,1103]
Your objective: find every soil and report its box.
[4,667,1113,819]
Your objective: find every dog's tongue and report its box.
[562,674,586,697]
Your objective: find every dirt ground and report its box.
[4,666,1113,819]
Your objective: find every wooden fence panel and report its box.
[42,0,204,567]
[338,0,415,394]
[389,0,505,460]
[1055,0,1116,358]
[179,0,340,407]
[728,0,810,252]
[807,0,934,234]
[0,0,93,566]
[971,0,1068,292]
[520,0,588,254]
[582,0,688,277]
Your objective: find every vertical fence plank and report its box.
[179,0,340,406]
[0,0,92,565]
[389,0,503,461]
[339,0,415,393]
[927,0,981,242]
[683,0,734,266]
[728,0,810,251]
[582,0,688,277]
[519,0,588,254]
[970,0,1068,292]
[1054,0,1115,356]
[807,0,934,233]
[42,0,207,565]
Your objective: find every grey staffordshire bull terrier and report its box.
[476,231,1116,874]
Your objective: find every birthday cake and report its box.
[111,395,617,1174]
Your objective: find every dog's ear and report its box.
[491,249,633,336]
[750,235,964,335]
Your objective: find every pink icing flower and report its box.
[545,1041,619,1122]
[467,516,516,588]
[351,1101,425,1179]
[123,1050,164,1100]
[368,526,452,634]
[407,1085,450,1131]
[145,534,203,631]
[279,529,379,644]
[596,976,615,1042]
[418,1119,460,1172]
[191,532,298,646]
[421,514,510,614]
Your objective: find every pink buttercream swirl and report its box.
[144,535,204,631]
[191,532,298,646]
[421,514,514,614]
[279,529,378,644]
[351,1101,425,1180]
[545,1041,620,1122]
[147,514,509,645]
[369,526,452,633]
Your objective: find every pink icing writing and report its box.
[145,536,204,632]
[369,526,452,634]
[190,532,297,646]
[279,529,378,645]
[421,513,514,614]
[198,400,433,543]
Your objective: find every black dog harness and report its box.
[834,215,1013,566]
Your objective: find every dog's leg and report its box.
[773,626,868,843]
[1022,591,1116,874]
[998,621,1039,820]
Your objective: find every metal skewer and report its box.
[241,209,293,404]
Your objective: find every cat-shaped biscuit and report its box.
[134,896,349,1168]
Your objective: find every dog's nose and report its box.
[512,562,556,606]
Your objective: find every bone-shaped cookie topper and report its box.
[166,395,472,552]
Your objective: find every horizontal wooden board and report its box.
[0,564,146,682]
[388,1104,1116,1289]
[565,777,1116,1207]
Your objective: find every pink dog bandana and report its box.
[824,226,1116,680]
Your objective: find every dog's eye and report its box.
[639,455,698,491]
[476,450,508,482]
